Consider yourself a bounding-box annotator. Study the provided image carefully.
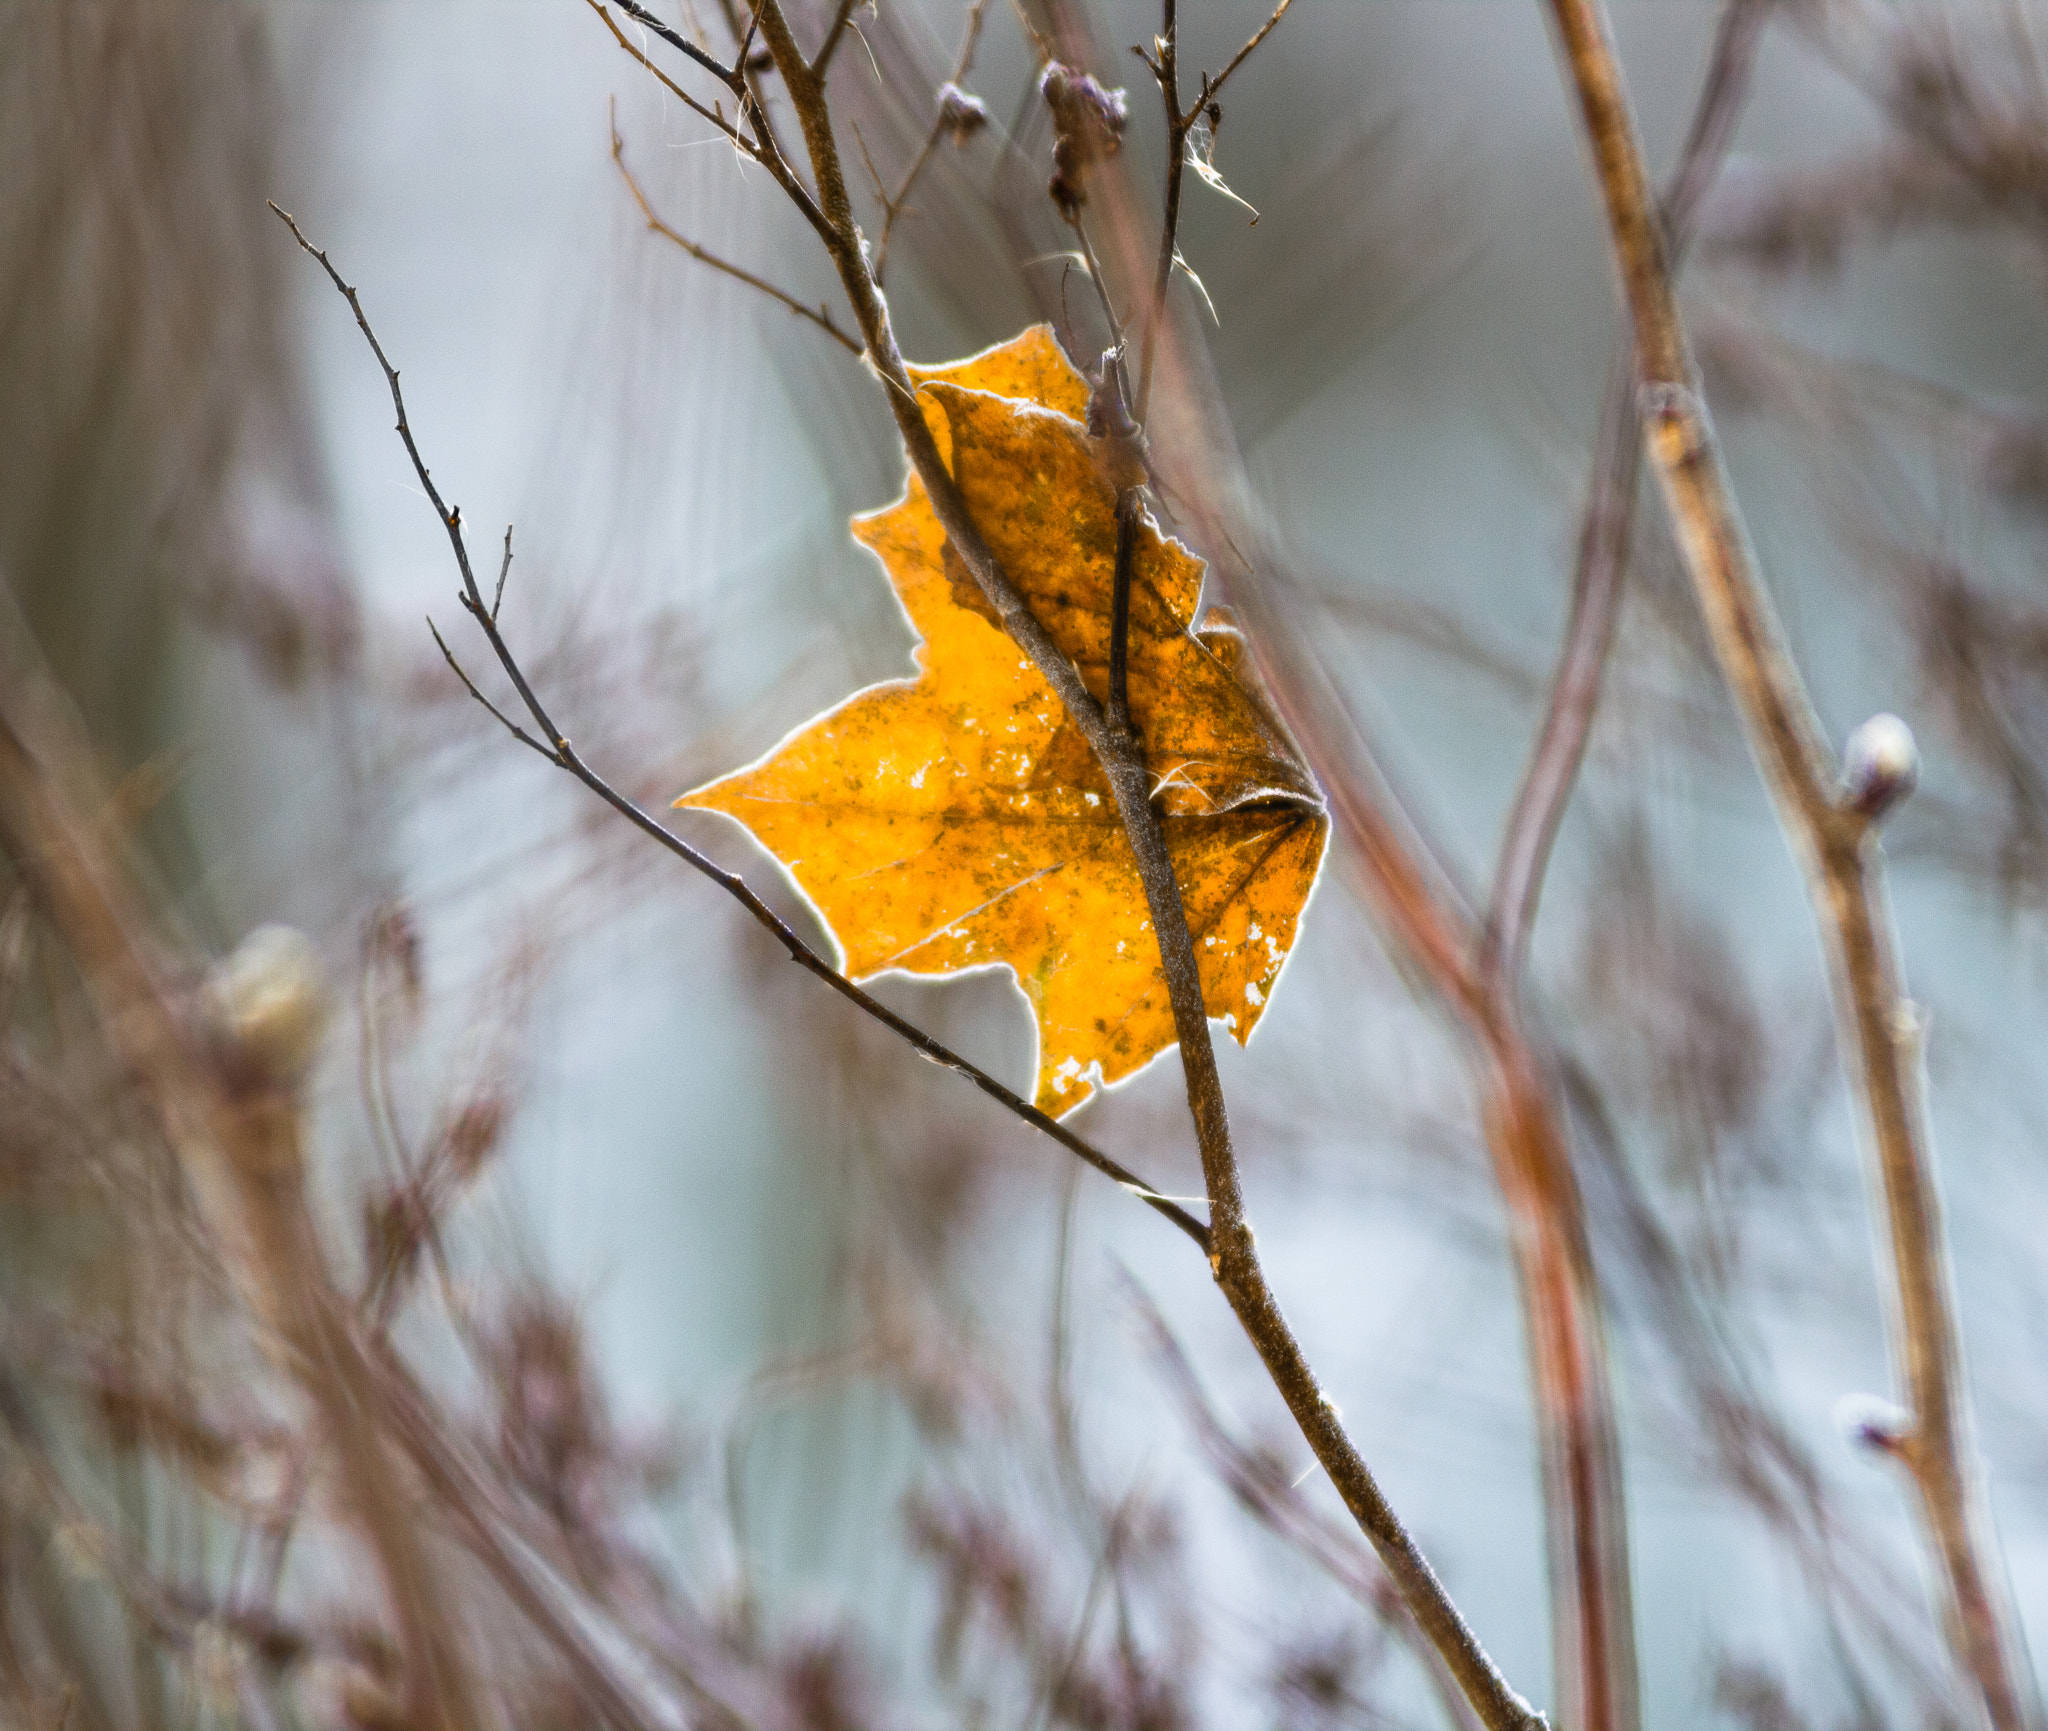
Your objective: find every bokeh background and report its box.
[5,0,2047,1726]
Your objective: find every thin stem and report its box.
[1204,0,1295,109]
[1136,0,1181,420]
[1541,4,2044,1727]
[742,8,1542,1725]
[271,205,1206,1257]
[588,0,838,248]
[612,0,739,83]
[873,0,991,285]
[1108,490,1139,743]
[1135,0,1296,417]
[810,0,861,76]
[611,111,861,351]
[587,0,754,153]
[1484,0,1768,990]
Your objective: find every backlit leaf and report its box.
[679,327,1326,1114]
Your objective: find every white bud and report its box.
[1841,712,1918,821]
[207,924,330,1085]
[1833,1391,1913,1458]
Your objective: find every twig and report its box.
[872,0,991,284]
[1483,0,1769,990]
[587,0,837,248]
[1204,0,1295,109]
[269,204,1206,1257]
[586,0,753,154]
[809,0,862,77]
[1134,0,1296,416]
[1107,490,1139,743]
[1540,4,2045,1728]
[737,8,1543,1727]
[611,0,737,83]
[610,112,861,352]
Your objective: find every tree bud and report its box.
[1841,712,1918,821]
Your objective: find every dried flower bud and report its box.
[208,924,330,1086]
[1841,711,1919,822]
[1040,61,1126,216]
[935,81,988,146]
[1833,1391,1913,1458]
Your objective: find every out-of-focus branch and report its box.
[268,205,1210,1256]
[0,698,479,1731]
[739,7,1542,1726]
[1541,3,2044,1727]
[1484,0,1768,991]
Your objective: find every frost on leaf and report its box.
[677,326,1327,1114]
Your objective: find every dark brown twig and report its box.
[1133,0,1295,416]
[810,0,863,78]
[731,9,1543,1726]
[609,111,861,351]
[268,203,1207,1256]
[1540,4,2045,1727]
[586,0,838,249]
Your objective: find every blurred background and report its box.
[3,0,2047,1726]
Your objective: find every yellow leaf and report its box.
[679,327,1326,1114]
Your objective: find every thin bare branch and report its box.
[589,0,837,246]
[743,6,1542,1725]
[1136,0,1182,418]
[610,115,861,351]
[1135,0,1296,414]
[271,206,1207,1256]
[1541,4,2045,1727]
[810,0,862,77]
[1203,0,1294,109]
[585,0,755,154]
[873,0,992,284]
[611,0,740,85]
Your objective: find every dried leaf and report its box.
[679,328,1325,1113]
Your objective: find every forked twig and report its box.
[268,202,1208,1257]
[1133,0,1296,415]
[736,6,1543,1725]
[609,110,861,351]
[1540,4,2045,1727]
[586,0,837,247]
[872,0,991,284]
